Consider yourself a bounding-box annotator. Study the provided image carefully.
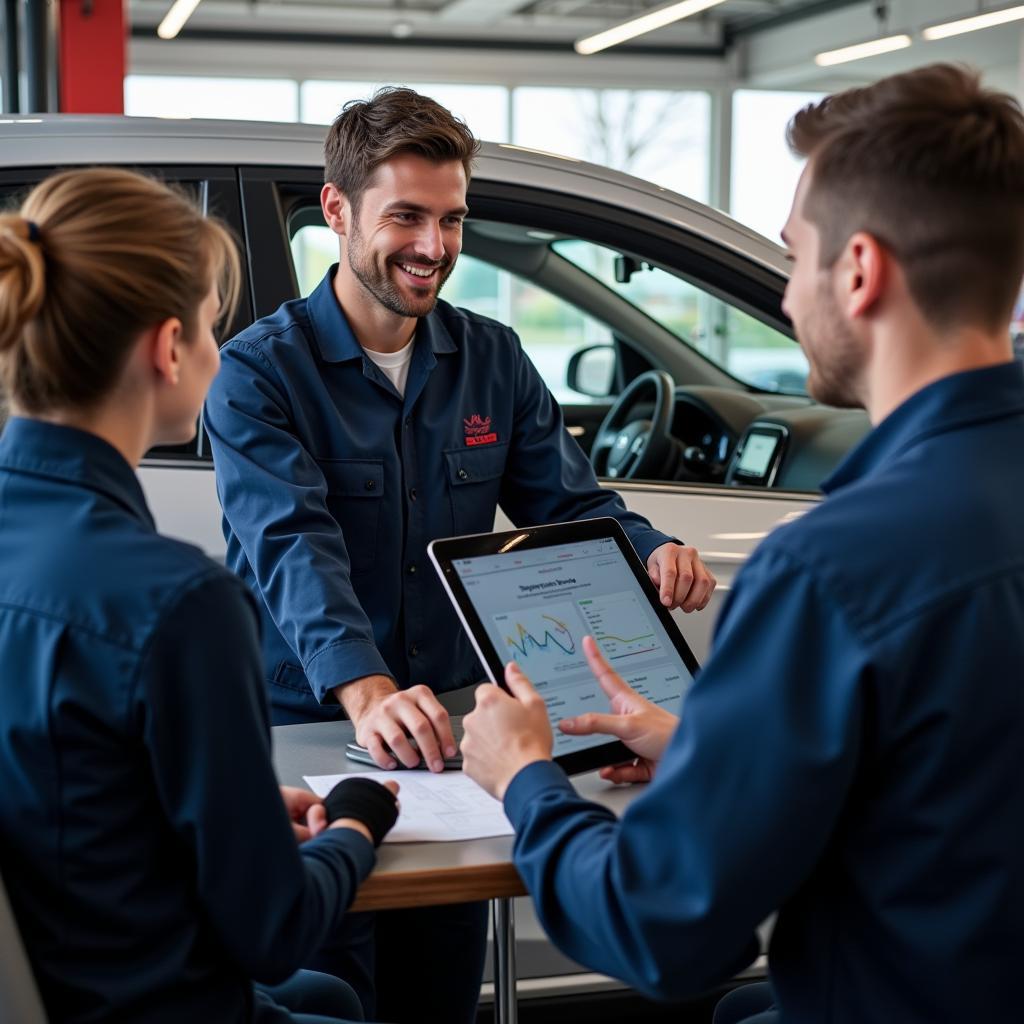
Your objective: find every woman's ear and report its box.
[150,317,184,386]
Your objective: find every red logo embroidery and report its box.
[464,414,498,447]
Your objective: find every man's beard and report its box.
[799,277,866,409]
[347,223,454,318]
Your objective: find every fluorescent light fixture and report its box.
[814,33,912,67]
[575,0,728,56]
[923,4,1024,40]
[157,0,203,40]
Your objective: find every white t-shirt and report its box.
[363,336,415,397]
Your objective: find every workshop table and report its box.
[273,719,638,1024]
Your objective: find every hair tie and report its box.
[25,220,41,244]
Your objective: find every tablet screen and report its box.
[452,536,695,757]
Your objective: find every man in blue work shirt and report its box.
[204,88,715,1023]
[460,64,1024,1024]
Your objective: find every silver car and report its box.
[0,115,869,1013]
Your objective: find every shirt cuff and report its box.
[304,638,394,703]
[630,530,680,564]
[309,824,377,878]
[503,759,574,828]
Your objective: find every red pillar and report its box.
[58,0,126,114]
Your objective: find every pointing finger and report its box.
[582,636,631,699]
[559,711,631,738]
[504,660,539,702]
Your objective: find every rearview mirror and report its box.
[566,345,615,398]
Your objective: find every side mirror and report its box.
[566,345,616,399]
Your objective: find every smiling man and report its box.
[204,87,715,1024]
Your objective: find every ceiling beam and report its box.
[726,0,866,42]
[437,0,534,24]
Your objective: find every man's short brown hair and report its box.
[324,87,480,211]
[788,63,1024,333]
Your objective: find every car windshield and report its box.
[553,239,809,396]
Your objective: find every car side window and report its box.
[290,223,615,405]
[553,239,808,395]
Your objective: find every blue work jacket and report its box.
[0,418,374,1024]
[204,268,672,723]
[502,362,1024,1023]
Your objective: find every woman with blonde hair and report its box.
[0,168,398,1023]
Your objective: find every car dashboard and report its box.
[667,387,871,492]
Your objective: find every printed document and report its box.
[304,771,514,843]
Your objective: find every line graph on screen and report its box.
[492,603,585,675]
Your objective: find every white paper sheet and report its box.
[304,771,515,843]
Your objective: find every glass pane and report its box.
[730,90,824,244]
[301,81,509,142]
[513,88,710,202]
[124,75,299,122]
[554,238,807,395]
[287,222,611,404]
[443,253,613,405]
[291,223,337,299]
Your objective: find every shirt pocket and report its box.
[316,458,384,576]
[443,443,509,535]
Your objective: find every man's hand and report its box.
[558,636,678,784]
[336,674,456,773]
[280,785,328,843]
[647,542,716,612]
[461,664,554,801]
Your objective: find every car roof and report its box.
[0,115,789,277]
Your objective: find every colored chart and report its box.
[492,603,584,676]
[577,592,662,662]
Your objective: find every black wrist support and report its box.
[323,777,399,847]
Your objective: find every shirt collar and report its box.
[822,361,1024,495]
[0,417,156,528]
[307,265,458,363]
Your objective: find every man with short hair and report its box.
[460,64,1024,1024]
[205,87,715,1024]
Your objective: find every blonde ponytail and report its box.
[0,216,46,356]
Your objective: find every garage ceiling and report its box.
[130,0,862,51]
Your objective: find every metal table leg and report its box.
[491,896,518,1024]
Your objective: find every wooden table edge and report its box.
[350,860,527,912]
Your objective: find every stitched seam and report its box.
[858,557,1024,644]
[305,637,380,670]
[0,598,142,653]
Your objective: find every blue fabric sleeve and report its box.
[204,341,392,698]
[138,571,375,983]
[504,545,866,1000]
[499,337,675,562]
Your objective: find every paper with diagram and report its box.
[304,771,514,843]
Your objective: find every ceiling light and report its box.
[814,33,912,67]
[923,4,1024,40]
[574,0,728,56]
[157,0,203,40]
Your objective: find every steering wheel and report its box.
[590,370,680,480]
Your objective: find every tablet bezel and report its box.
[428,517,701,776]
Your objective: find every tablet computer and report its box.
[428,517,700,776]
